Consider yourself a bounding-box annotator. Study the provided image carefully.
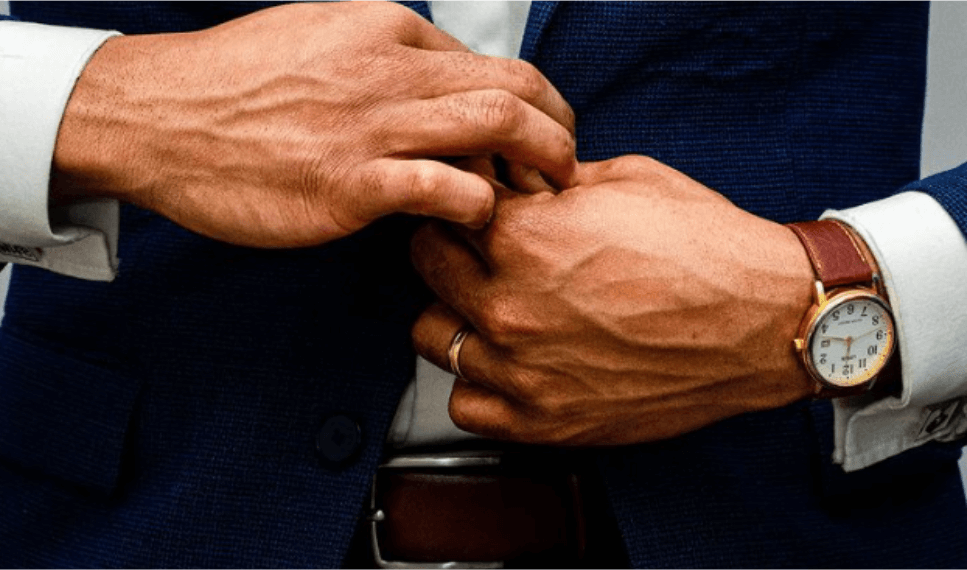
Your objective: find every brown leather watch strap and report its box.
[787,219,898,399]
[787,220,873,288]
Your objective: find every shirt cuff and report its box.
[0,21,120,281]
[821,191,967,472]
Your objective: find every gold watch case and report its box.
[794,280,897,391]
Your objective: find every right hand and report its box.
[51,2,576,248]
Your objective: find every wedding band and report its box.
[447,327,472,378]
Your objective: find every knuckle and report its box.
[614,154,653,174]
[506,60,545,102]
[546,126,577,165]
[475,90,525,137]
[363,3,424,47]
[633,155,668,176]
[302,160,363,232]
[404,163,434,192]
[369,1,410,23]
[477,293,522,344]
[536,394,571,420]
[399,163,442,207]
[393,8,424,35]
[592,154,656,181]
[510,369,545,406]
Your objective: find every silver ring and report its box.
[447,327,472,378]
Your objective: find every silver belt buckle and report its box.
[367,450,505,569]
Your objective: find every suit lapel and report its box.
[520,1,560,61]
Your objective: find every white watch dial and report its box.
[808,295,895,387]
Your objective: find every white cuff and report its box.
[0,21,120,281]
[822,191,967,472]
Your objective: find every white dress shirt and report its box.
[0,21,119,280]
[1,2,966,472]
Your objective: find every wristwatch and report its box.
[787,220,897,398]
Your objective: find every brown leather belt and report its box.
[366,450,589,568]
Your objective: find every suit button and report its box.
[316,414,362,467]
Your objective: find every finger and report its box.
[506,161,558,195]
[411,301,468,374]
[411,302,508,395]
[449,177,528,246]
[423,51,576,136]
[411,222,491,308]
[449,377,523,441]
[451,155,498,180]
[390,90,577,188]
[353,159,495,229]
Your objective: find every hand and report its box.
[411,155,817,445]
[51,3,576,248]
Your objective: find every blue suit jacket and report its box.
[2,2,967,567]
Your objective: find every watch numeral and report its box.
[819,354,827,365]
[872,316,880,326]
[876,330,884,341]
[859,358,867,368]
[867,345,878,356]
[821,340,830,348]
[847,304,855,315]
[832,310,840,322]
[861,306,868,317]
[822,324,829,334]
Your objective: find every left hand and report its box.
[411,155,817,445]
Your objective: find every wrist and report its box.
[757,223,818,405]
[51,34,167,208]
[721,219,817,411]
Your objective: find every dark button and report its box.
[316,414,362,467]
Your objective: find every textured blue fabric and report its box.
[2,1,966,568]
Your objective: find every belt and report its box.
[364,449,597,569]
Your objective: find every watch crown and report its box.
[793,338,805,352]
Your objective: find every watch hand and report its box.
[853,327,880,341]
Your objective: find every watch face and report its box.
[807,293,895,388]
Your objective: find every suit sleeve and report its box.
[822,164,967,472]
[0,19,121,281]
